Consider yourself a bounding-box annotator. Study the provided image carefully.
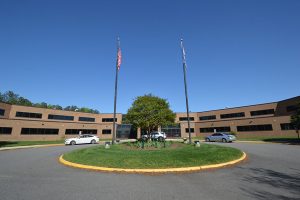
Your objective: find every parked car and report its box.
[141,131,167,141]
[205,132,236,143]
[65,134,99,145]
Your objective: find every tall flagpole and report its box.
[112,37,121,145]
[180,39,192,144]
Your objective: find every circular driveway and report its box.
[0,142,299,200]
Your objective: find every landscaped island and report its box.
[62,142,243,169]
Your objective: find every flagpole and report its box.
[180,39,192,144]
[112,37,121,145]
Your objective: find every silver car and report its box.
[205,133,236,143]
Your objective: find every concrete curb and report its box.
[59,152,247,174]
[0,144,64,151]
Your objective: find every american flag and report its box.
[117,47,122,70]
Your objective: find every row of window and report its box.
[16,111,42,119]
[0,127,12,134]
[65,129,97,135]
[0,127,113,135]
[200,126,231,133]
[0,108,5,116]
[0,123,297,135]
[12,111,116,122]
[198,124,296,133]
[181,109,277,122]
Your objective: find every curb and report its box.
[59,152,247,174]
[0,144,64,151]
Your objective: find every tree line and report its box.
[0,91,100,114]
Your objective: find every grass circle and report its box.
[63,143,243,169]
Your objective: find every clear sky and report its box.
[0,0,299,113]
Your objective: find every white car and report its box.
[142,132,167,141]
[65,134,99,145]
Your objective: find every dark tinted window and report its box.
[21,128,59,135]
[185,128,194,133]
[102,129,112,134]
[237,124,273,132]
[0,109,5,116]
[102,118,117,122]
[16,111,42,119]
[179,117,194,121]
[78,117,95,122]
[65,129,97,135]
[220,112,245,119]
[250,109,275,116]
[161,124,181,138]
[280,123,295,130]
[199,115,216,121]
[286,105,298,112]
[200,126,231,133]
[48,114,74,121]
[0,127,12,134]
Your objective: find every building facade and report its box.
[176,96,299,138]
[0,103,122,141]
[0,96,299,141]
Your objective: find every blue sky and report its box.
[0,0,299,113]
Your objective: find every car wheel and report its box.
[70,141,76,145]
[222,138,227,143]
[91,139,96,144]
[205,138,210,142]
[158,137,163,142]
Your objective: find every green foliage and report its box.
[125,94,176,133]
[130,140,172,149]
[291,102,300,130]
[0,90,100,114]
[291,102,300,139]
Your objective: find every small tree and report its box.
[125,94,176,137]
[291,102,300,139]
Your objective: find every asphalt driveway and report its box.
[0,142,299,200]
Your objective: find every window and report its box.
[65,129,97,135]
[179,117,194,121]
[286,105,298,112]
[0,109,5,116]
[16,111,42,119]
[280,123,295,130]
[199,115,216,121]
[102,129,112,134]
[220,112,245,119]
[185,128,194,133]
[161,124,181,138]
[250,109,275,116]
[0,127,12,134]
[78,117,95,122]
[48,114,74,121]
[200,126,231,133]
[102,118,117,122]
[21,128,59,135]
[237,124,273,132]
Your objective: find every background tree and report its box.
[0,90,100,113]
[291,102,300,139]
[125,94,176,136]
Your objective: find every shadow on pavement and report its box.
[262,138,300,145]
[241,168,300,200]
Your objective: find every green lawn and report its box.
[63,143,243,169]
[0,140,64,148]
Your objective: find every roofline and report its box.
[0,101,122,115]
[177,96,300,114]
